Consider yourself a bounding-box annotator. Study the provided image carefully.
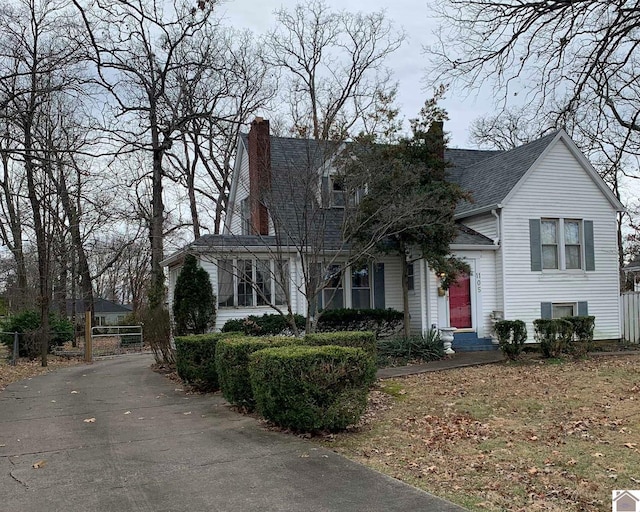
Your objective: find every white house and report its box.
[162,118,624,350]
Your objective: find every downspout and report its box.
[491,209,501,246]
[492,208,507,321]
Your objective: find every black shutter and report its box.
[577,301,588,316]
[530,219,542,271]
[584,220,595,271]
[373,263,385,309]
[541,302,552,319]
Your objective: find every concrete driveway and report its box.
[0,355,465,512]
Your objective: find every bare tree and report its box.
[72,0,220,313]
[165,27,276,237]
[0,0,90,365]
[428,0,640,158]
[265,0,404,141]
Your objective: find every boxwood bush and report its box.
[174,333,235,391]
[494,320,527,360]
[304,331,377,358]
[249,345,377,432]
[221,313,306,335]
[534,319,574,358]
[316,308,403,338]
[215,336,302,409]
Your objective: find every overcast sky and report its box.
[218,0,490,148]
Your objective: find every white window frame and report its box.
[541,218,584,271]
[217,258,289,308]
[551,302,577,319]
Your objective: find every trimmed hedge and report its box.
[249,345,377,432]
[534,316,596,358]
[215,336,302,409]
[221,313,306,335]
[316,308,403,338]
[175,333,236,391]
[494,320,527,360]
[304,331,377,358]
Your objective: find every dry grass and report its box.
[316,354,640,511]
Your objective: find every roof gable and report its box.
[452,130,624,218]
[452,131,559,217]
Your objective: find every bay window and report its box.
[217,259,289,308]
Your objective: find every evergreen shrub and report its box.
[174,333,233,391]
[173,254,216,336]
[1,311,74,358]
[215,336,303,409]
[534,319,574,358]
[221,313,305,335]
[305,331,377,359]
[316,308,403,338]
[494,320,527,360]
[249,345,376,432]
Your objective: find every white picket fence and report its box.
[621,292,640,344]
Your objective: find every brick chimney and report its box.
[248,117,271,235]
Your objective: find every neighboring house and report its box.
[162,118,624,349]
[66,298,133,326]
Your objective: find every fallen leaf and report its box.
[567,459,577,466]
[624,443,637,449]
[83,417,96,423]
[528,467,538,475]
[592,452,604,457]
[183,411,192,415]
[300,454,309,458]
[530,435,539,441]
[124,411,131,415]
[51,400,56,403]
[71,391,78,394]
[32,460,46,469]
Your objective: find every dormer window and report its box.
[331,177,346,208]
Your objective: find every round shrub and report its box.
[249,345,377,432]
[304,331,377,358]
[215,336,302,410]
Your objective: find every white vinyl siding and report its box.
[501,139,621,340]
[462,212,498,241]
[229,145,251,235]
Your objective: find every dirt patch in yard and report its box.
[317,354,640,511]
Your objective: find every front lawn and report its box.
[317,354,640,511]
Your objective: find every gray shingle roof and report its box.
[450,131,559,216]
[65,298,132,315]
[454,224,495,246]
[164,130,560,265]
[192,234,281,248]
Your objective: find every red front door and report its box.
[449,273,472,329]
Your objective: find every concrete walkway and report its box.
[377,350,504,379]
[0,354,465,512]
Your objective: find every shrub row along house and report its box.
[162,118,624,350]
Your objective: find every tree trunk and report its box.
[149,122,166,309]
